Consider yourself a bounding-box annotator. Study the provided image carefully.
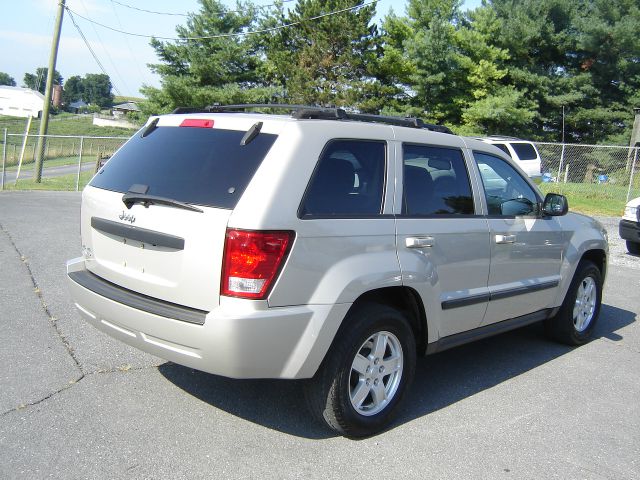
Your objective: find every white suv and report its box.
[67,105,608,436]
[620,196,640,254]
[479,136,542,179]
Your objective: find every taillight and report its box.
[180,119,214,128]
[221,229,294,299]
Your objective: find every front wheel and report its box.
[627,240,640,255]
[545,260,602,345]
[305,304,416,437]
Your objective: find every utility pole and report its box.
[34,0,66,183]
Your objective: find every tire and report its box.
[627,241,640,255]
[545,260,602,346]
[305,303,416,437]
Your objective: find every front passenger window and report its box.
[474,152,539,216]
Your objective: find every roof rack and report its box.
[171,104,453,134]
[485,135,523,141]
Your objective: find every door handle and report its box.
[406,236,435,248]
[495,234,516,244]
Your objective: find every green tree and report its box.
[82,73,114,108]
[486,0,639,142]
[62,75,84,104]
[142,0,277,114]
[261,0,381,109]
[23,67,62,93]
[0,72,16,86]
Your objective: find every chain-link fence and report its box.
[1,130,129,191]
[534,142,640,213]
[2,130,638,213]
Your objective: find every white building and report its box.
[0,86,45,118]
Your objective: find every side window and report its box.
[474,152,539,216]
[402,144,474,215]
[299,140,386,217]
[493,143,511,157]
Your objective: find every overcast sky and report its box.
[1,0,482,98]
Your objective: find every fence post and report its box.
[15,117,33,186]
[75,136,84,192]
[1,128,6,190]
[556,143,566,183]
[627,147,638,202]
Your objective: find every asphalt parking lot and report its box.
[1,191,639,479]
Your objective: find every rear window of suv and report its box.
[510,142,537,160]
[90,126,277,209]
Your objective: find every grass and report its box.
[2,170,94,191]
[3,156,80,172]
[538,182,632,216]
[0,114,129,168]
[0,113,137,138]
[3,173,632,217]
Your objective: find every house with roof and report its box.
[112,101,140,117]
[68,99,89,113]
[0,86,45,118]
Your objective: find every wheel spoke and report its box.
[381,354,401,374]
[351,354,369,375]
[371,381,387,406]
[351,380,370,408]
[372,333,388,359]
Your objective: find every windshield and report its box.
[90,126,277,209]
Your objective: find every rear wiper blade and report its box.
[121,193,203,213]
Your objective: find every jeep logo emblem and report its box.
[119,211,135,224]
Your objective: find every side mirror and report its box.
[542,193,568,216]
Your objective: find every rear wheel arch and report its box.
[344,287,427,355]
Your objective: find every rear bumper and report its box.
[67,257,350,379]
[619,219,640,243]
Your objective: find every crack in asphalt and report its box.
[0,222,163,416]
[0,222,88,414]
[0,222,85,375]
[0,365,160,417]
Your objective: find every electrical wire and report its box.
[66,8,123,96]
[78,0,131,96]
[109,0,152,88]
[65,0,379,41]
[109,0,188,16]
[110,0,297,17]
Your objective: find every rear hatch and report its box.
[81,115,279,311]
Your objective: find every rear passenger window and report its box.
[402,145,474,215]
[493,144,511,157]
[510,142,537,160]
[299,140,386,217]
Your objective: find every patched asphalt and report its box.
[1,191,638,479]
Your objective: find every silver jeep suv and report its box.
[67,105,608,437]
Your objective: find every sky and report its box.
[0,0,482,98]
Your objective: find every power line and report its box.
[66,8,123,96]
[110,0,297,17]
[109,0,151,88]
[65,1,379,41]
[109,0,189,16]
[79,0,131,96]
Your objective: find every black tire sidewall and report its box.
[557,262,602,344]
[320,304,416,437]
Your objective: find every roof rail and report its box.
[485,135,523,141]
[171,104,453,134]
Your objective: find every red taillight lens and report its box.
[221,229,294,299]
[180,119,214,128]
